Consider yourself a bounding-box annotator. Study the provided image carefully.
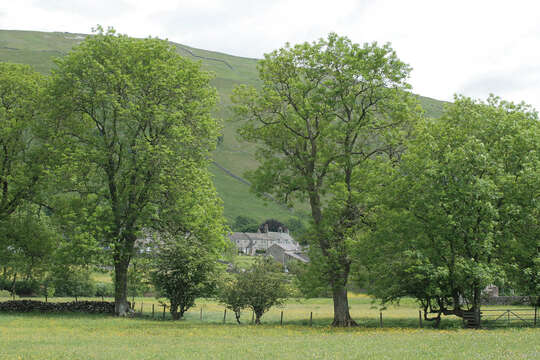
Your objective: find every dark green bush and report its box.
[0,278,40,296]
[49,267,96,297]
[14,280,40,296]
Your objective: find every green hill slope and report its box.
[0,29,446,224]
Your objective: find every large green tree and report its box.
[46,27,225,315]
[361,96,540,324]
[0,63,53,289]
[232,33,417,326]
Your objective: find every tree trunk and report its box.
[170,303,180,320]
[114,259,130,316]
[254,311,262,325]
[10,272,17,299]
[331,286,357,327]
[234,310,241,324]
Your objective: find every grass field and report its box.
[1,296,538,359]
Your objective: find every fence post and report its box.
[309,312,313,327]
[280,311,283,325]
[251,311,254,324]
[200,307,203,321]
[223,309,227,324]
[162,304,166,320]
[419,310,423,328]
[379,312,383,328]
[534,305,537,327]
[140,302,143,314]
[152,304,155,319]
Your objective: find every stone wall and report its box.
[481,296,532,306]
[0,300,115,314]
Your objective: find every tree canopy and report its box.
[361,96,540,323]
[232,33,418,326]
[46,27,226,315]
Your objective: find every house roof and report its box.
[229,231,295,243]
[268,242,299,252]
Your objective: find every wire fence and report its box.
[1,296,537,328]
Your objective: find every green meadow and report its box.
[1,296,538,360]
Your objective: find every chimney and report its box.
[264,223,269,233]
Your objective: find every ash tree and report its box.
[0,63,56,291]
[361,96,540,324]
[232,33,417,326]
[0,63,47,221]
[46,27,225,315]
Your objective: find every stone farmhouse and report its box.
[229,225,308,266]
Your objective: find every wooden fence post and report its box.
[309,312,313,327]
[419,310,423,328]
[152,304,155,319]
[379,312,383,328]
[140,302,143,314]
[162,304,166,320]
[534,305,537,327]
[200,307,203,321]
[223,309,227,324]
[280,311,283,325]
[251,311,254,324]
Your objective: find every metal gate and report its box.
[481,308,537,328]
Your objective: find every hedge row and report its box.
[0,300,115,314]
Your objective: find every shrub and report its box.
[95,282,114,297]
[49,267,96,297]
[218,257,289,324]
[13,280,40,297]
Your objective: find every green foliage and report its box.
[218,257,289,324]
[49,266,96,297]
[361,95,540,320]
[0,206,58,285]
[151,237,219,320]
[0,62,47,222]
[287,258,331,298]
[95,282,114,297]
[258,219,286,232]
[45,26,225,315]
[232,33,419,326]
[231,215,259,232]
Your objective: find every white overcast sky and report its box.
[2,0,540,110]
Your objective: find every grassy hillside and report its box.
[0,29,446,224]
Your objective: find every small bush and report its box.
[49,267,96,297]
[95,282,114,297]
[14,280,40,296]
